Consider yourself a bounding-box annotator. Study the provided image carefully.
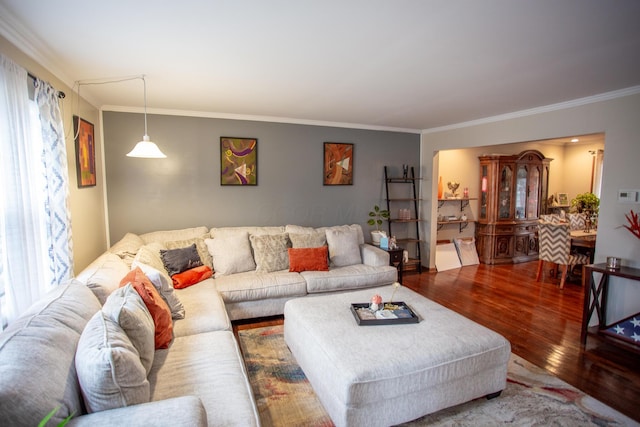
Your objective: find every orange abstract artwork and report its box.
[323,142,353,185]
[74,116,96,188]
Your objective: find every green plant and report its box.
[570,192,599,214]
[38,407,73,427]
[367,205,389,231]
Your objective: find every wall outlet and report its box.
[618,189,638,203]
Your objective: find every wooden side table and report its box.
[384,247,404,283]
[581,263,640,347]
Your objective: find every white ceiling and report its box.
[1,0,640,132]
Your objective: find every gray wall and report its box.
[103,111,420,243]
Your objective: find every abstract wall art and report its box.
[323,142,353,185]
[74,115,96,188]
[220,137,258,185]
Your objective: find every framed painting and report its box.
[323,142,353,185]
[557,192,569,206]
[220,137,258,185]
[74,116,96,188]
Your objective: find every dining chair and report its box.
[536,221,590,289]
[567,213,586,231]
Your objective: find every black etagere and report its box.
[384,166,422,273]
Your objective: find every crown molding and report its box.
[423,86,640,134]
[101,105,422,134]
[0,4,77,91]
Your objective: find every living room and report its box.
[2,1,640,425]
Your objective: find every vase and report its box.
[438,176,443,199]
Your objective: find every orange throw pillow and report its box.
[172,265,213,289]
[120,267,173,349]
[288,246,329,272]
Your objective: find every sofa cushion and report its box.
[109,233,145,267]
[172,265,213,289]
[102,284,155,374]
[139,226,209,245]
[249,233,291,273]
[288,246,329,272]
[289,231,327,248]
[149,330,260,426]
[214,270,307,303]
[165,235,213,270]
[172,279,231,337]
[120,268,173,349]
[160,244,203,276]
[0,280,101,426]
[325,226,362,267]
[76,252,130,304]
[133,263,185,320]
[205,233,256,277]
[302,264,397,293]
[76,311,150,413]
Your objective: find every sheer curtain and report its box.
[0,54,73,329]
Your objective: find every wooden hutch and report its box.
[475,150,551,264]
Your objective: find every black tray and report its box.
[350,302,419,325]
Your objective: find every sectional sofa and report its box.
[0,223,397,426]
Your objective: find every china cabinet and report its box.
[475,150,551,264]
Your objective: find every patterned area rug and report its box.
[238,325,639,427]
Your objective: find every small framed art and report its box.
[220,137,258,185]
[73,116,96,188]
[323,142,353,185]
[557,193,569,206]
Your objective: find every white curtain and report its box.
[0,54,73,329]
[35,76,74,286]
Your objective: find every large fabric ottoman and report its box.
[283,285,511,427]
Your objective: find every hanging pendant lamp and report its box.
[126,76,167,158]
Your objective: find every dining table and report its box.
[570,229,597,263]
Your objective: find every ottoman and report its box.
[284,285,511,427]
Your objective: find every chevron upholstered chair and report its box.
[536,221,590,289]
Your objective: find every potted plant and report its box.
[570,192,600,214]
[368,205,389,245]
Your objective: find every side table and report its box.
[383,247,404,283]
[581,263,640,347]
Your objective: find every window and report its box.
[0,54,73,330]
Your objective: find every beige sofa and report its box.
[0,224,396,426]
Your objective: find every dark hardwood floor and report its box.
[234,261,640,422]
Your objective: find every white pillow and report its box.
[325,227,362,267]
[102,284,155,374]
[205,233,256,277]
[132,262,185,319]
[76,311,150,413]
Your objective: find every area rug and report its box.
[238,325,639,427]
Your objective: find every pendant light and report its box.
[126,76,167,158]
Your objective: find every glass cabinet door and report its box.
[498,165,512,219]
[515,165,527,219]
[480,165,488,219]
[527,166,540,218]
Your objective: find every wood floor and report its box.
[234,261,640,422]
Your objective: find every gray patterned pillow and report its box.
[289,231,327,248]
[249,233,291,273]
